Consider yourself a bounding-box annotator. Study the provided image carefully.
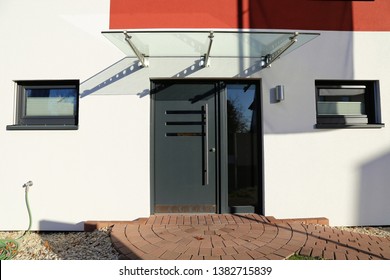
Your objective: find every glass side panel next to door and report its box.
[227,84,259,213]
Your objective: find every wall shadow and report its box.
[39,220,83,231]
[172,58,205,78]
[38,220,117,259]
[359,149,390,226]
[80,57,206,98]
[234,60,264,78]
[137,89,150,98]
[80,57,143,98]
[238,0,356,135]
[249,0,354,31]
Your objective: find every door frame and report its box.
[150,78,264,215]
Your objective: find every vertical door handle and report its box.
[202,104,209,185]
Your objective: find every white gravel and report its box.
[335,226,390,238]
[1,225,389,260]
[0,227,120,260]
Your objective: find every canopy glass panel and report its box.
[102,30,319,59]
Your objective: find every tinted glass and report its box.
[227,84,259,211]
[25,88,77,116]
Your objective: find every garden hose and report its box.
[0,181,33,260]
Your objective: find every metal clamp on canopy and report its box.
[124,31,149,67]
[202,31,214,67]
[261,32,299,68]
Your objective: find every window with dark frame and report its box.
[7,80,79,130]
[315,80,384,128]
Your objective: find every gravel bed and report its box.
[1,226,389,260]
[0,227,120,260]
[335,226,390,238]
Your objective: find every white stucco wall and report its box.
[0,0,152,230]
[1,0,389,230]
[261,31,390,226]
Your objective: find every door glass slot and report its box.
[166,132,204,137]
[166,121,205,125]
[166,110,203,114]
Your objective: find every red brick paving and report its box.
[108,214,390,260]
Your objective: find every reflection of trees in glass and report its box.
[227,84,258,210]
[227,99,249,133]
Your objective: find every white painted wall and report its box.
[0,0,152,230]
[1,1,389,230]
[261,31,390,226]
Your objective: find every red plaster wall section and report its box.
[109,0,244,29]
[110,0,390,31]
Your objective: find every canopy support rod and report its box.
[124,31,149,67]
[262,32,299,68]
[203,31,214,67]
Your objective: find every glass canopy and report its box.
[102,30,319,66]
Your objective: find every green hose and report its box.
[0,181,33,260]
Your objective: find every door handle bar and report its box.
[202,104,209,185]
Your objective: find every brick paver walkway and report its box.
[109,214,390,260]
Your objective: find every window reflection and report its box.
[227,84,258,212]
[25,88,77,117]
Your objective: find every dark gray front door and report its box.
[152,81,217,213]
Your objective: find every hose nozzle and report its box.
[23,181,33,189]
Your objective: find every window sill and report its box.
[315,123,385,129]
[6,125,79,131]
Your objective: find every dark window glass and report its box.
[15,80,79,126]
[227,84,259,212]
[315,80,382,127]
[25,88,77,117]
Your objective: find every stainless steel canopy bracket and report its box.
[124,31,149,67]
[202,31,214,68]
[261,32,299,68]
